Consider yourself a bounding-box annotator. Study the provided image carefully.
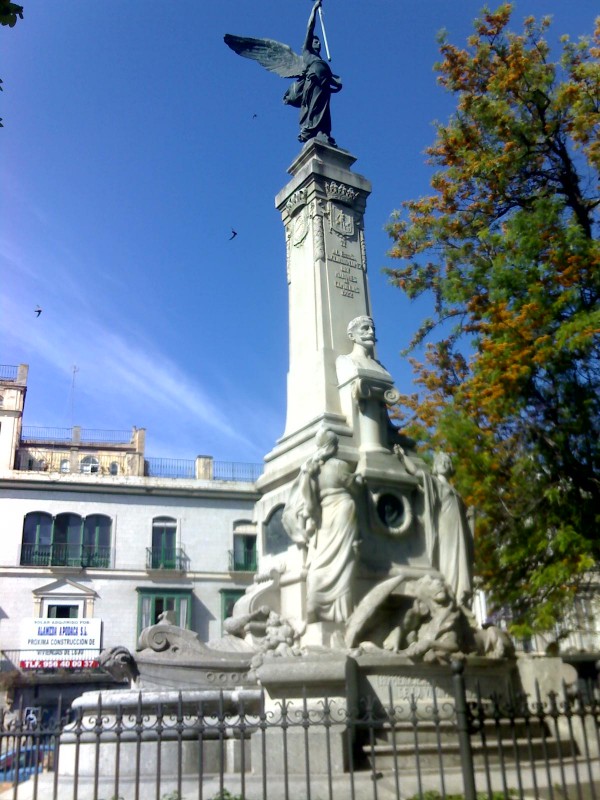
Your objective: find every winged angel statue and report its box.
[224,0,342,146]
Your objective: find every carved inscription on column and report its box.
[331,249,363,299]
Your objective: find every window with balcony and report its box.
[20,512,112,568]
[146,517,185,570]
[137,588,191,635]
[230,533,257,572]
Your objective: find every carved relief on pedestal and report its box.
[325,180,359,208]
[312,206,326,263]
[359,228,368,273]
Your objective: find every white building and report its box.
[0,364,262,714]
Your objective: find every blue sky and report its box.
[2,0,597,464]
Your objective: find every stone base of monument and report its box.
[57,688,261,779]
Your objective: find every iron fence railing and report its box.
[145,546,188,571]
[144,457,196,479]
[20,544,112,569]
[20,427,73,443]
[78,428,133,444]
[1,667,600,799]
[144,458,262,482]
[0,364,19,381]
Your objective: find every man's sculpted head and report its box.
[347,316,376,349]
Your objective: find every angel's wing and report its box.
[224,35,304,79]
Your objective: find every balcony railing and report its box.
[228,549,258,572]
[145,547,188,571]
[20,544,112,569]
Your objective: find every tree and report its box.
[385,5,600,636]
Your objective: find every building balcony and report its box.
[20,544,112,569]
[145,547,188,571]
[228,550,257,572]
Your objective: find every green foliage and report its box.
[386,6,600,635]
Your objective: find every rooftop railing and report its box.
[21,426,133,444]
[0,364,19,381]
[144,458,195,479]
[213,461,263,483]
[144,458,262,483]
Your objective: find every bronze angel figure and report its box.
[224,0,342,146]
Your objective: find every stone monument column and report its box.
[258,142,373,491]
[276,141,372,441]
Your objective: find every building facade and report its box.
[0,364,262,714]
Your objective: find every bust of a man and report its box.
[336,315,393,384]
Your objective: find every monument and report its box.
[69,3,532,783]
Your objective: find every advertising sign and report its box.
[19,618,102,669]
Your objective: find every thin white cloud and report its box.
[0,286,260,454]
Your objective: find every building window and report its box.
[148,517,179,569]
[20,512,112,568]
[220,590,245,630]
[47,604,79,619]
[230,534,257,571]
[82,515,112,567]
[21,512,53,566]
[60,458,70,473]
[109,461,119,476]
[137,589,191,635]
[80,455,99,474]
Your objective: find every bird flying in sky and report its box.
[229,229,238,240]
[34,306,42,317]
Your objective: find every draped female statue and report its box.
[283,428,362,623]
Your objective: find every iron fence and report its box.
[1,665,600,800]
